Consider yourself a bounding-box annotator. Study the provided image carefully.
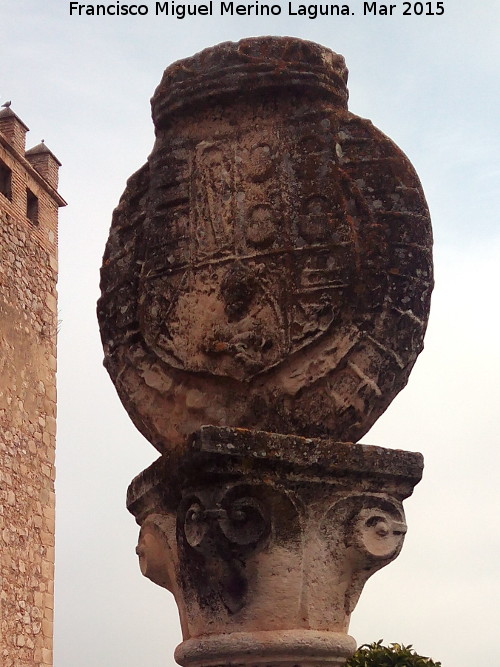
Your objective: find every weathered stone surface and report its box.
[98,37,433,454]
[128,426,423,666]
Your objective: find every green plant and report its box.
[346,640,442,667]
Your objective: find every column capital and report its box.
[128,427,423,666]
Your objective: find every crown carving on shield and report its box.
[151,37,349,127]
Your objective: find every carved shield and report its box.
[139,126,368,382]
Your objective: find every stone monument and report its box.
[98,37,432,667]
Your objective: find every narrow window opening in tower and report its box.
[26,187,39,225]
[0,159,12,200]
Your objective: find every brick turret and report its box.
[26,141,62,190]
[0,106,29,154]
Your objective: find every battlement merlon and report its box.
[0,107,66,206]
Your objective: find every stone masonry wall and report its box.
[0,135,59,666]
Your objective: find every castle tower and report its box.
[0,106,65,667]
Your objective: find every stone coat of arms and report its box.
[98,38,433,453]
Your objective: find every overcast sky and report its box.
[1,1,499,665]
